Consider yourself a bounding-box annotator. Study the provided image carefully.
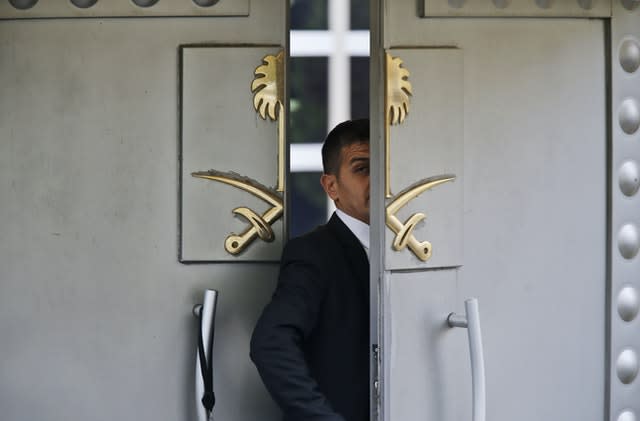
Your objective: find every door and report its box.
[0,2,287,421]
[370,1,638,421]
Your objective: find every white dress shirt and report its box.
[335,209,370,258]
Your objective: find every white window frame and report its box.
[289,0,370,173]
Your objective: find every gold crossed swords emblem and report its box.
[192,50,285,255]
[385,174,456,261]
[191,170,283,255]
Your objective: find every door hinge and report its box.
[372,344,382,421]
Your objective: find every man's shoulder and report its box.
[284,214,361,256]
[284,222,335,255]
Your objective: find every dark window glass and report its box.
[350,0,369,30]
[290,172,327,238]
[289,57,328,143]
[350,57,369,120]
[291,0,328,30]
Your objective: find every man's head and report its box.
[320,119,370,225]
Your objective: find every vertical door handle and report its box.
[193,289,219,421]
[447,298,486,421]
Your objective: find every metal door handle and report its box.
[447,298,486,421]
[193,289,219,421]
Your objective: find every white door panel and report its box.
[385,270,469,421]
[373,12,606,421]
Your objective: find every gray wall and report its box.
[0,4,285,420]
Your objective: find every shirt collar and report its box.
[335,209,370,250]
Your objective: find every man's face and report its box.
[321,141,370,224]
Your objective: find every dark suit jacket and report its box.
[250,213,370,421]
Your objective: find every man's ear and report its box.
[320,174,339,200]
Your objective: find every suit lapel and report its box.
[327,213,369,293]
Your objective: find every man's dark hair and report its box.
[321,118,370,175]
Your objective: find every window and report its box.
[289,0,370,237]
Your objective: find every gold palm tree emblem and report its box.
[386,53,413,125]
[252,50,285,193]
[385,53,413,198]
[251,50,285,121]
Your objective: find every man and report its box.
[251,119,370,421]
